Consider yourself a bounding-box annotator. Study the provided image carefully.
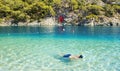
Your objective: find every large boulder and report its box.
[40,17,56,26]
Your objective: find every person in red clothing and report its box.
[58,15,64,23]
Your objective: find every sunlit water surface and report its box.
[0,26,120,71]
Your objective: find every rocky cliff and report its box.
[0,0,120,26]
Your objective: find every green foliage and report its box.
[79,6,87,11]
[78,0,86,6]
[0,18,3,23]
[25,2,50,20]
[102,0,118,4]
[22,0,40,4]
[0,3,11,18]
[53,0,61,6]
[11,11,25,21]
[0,0,55,22]
[86,14,98,20]
[49,6,55,16]
[70,0,79,10]
[113,5,120,13]
[104,4,115,17]
[43,0,54,6]
[52,0,62,12]
[87,5,104,15]
[0,0,119,24]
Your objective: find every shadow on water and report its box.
[53,54,71,63]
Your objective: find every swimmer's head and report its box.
[79,55,83,58]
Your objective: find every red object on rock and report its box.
[58,16,64,23]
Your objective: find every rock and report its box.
[40,17,56,26]
[27,21,40,26]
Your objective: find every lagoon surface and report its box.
[0,26,120,71]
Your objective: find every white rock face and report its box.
[40,17,56,26]
[27,21,40,26]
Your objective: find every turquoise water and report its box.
[0,26,120,71]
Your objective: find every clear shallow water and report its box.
[0,26,120,71]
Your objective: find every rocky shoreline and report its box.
[0,16,120,26]
[0,17,56,26]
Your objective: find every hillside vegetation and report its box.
[0,0,120,25]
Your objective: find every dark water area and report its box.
[0,26,120,40]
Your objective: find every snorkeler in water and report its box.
[63,54,83,59]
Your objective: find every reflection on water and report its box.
[0,26,120,38]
